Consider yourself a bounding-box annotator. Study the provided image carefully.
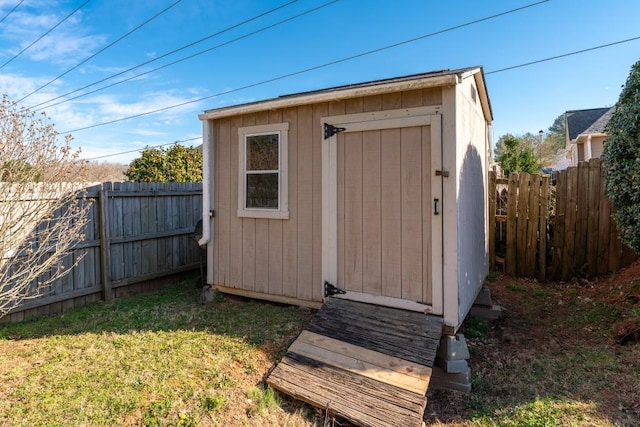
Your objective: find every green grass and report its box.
[0,280,313,426]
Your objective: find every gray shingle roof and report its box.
[565,107,612,141]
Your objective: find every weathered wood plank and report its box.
[538,175,549,282]
[562,167,578,280]
[586,158,601,276]
[292,331,431,389]
[551,170,567,279]
[506,173,518,275]
[525,174,539,278]
[516,173,529,276]
[597,169,612,275]
[268,354,426,427]
[488,171,497,271]
[575,162,589,273]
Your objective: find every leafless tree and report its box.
[0,96,89,317]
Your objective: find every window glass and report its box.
[246,173,279,208]
[246,134,279,171]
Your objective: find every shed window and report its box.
[238,123,289,219]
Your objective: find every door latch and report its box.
[434,198,440,215]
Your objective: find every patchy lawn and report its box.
[1,262,639,426]
[0,282,318,426]
[425,261,640,427]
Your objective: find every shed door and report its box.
[322,109,443,314]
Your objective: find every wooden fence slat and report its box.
[516,173,529,276]
[574,162,589,274]
[552,170,566,279]
[562,167,578,280]
[586,159,601,276]
[538,175,549,282]
[506,173,518,275]
[492,161,637,281]
[489,171,496,271]
[525,174,540,278]
[5,182,203,319]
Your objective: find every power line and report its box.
[33,0,335,111]
[0,0,24,25]
[18,0,183,103]
[59,0,550,134]
[29,0,300,110]
[0,0,91,70]
[87,32,640,160]
[85,137,201,161]
[486,35,640,75]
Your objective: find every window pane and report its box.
[246,134,279,171]
[246,173,278,208]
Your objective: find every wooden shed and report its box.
[198,66,492,333]
[198,67,492,425]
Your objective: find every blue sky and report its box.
[0,0,638,164]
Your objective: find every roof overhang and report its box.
[199,67,493,123]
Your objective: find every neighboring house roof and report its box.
[581,107,614,136]
[199,66,493,122]
[565,107,612,142]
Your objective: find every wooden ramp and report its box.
[267,297,442,427]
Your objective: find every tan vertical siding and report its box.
[268,109,284,296]
[281,107,298,297]
[362,130,382,295]
[228,115,244,287]
[312,103,328,301]
[212,87,441,303]
[296,104,314,301]
[380,128,402,299]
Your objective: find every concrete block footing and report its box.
[437,334,470,361]
[429,365,472,393]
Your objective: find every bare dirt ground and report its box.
[424,261,640,426]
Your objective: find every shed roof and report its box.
[565,107,612,141]
[199,66,493,122]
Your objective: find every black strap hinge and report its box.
[324,281,346,298]
[324,123,346,140]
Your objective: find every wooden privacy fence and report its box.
[5,182,203,321]
[490,158,637,281]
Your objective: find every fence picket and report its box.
[4,182,203,319]
[490,161,636,281]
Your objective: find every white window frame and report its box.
[237,122,289,219]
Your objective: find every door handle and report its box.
[434,198,439,215]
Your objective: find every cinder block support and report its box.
[470,286,504,321]
[431,333,472,392]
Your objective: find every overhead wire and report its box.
[485,35,640,75]
[85,137,201,161]
[0,0,91,70]
[86,32,640,161]
[17,0,184,103]
[0,0,24,25]
[32,0,336,111]
[29,0,301,110]
[59,0,550,134]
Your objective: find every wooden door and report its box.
[322,108,442,312]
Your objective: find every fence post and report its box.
[489,171,496,271]
[99,183,112,301]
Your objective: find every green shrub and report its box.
[602,60,640,253]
